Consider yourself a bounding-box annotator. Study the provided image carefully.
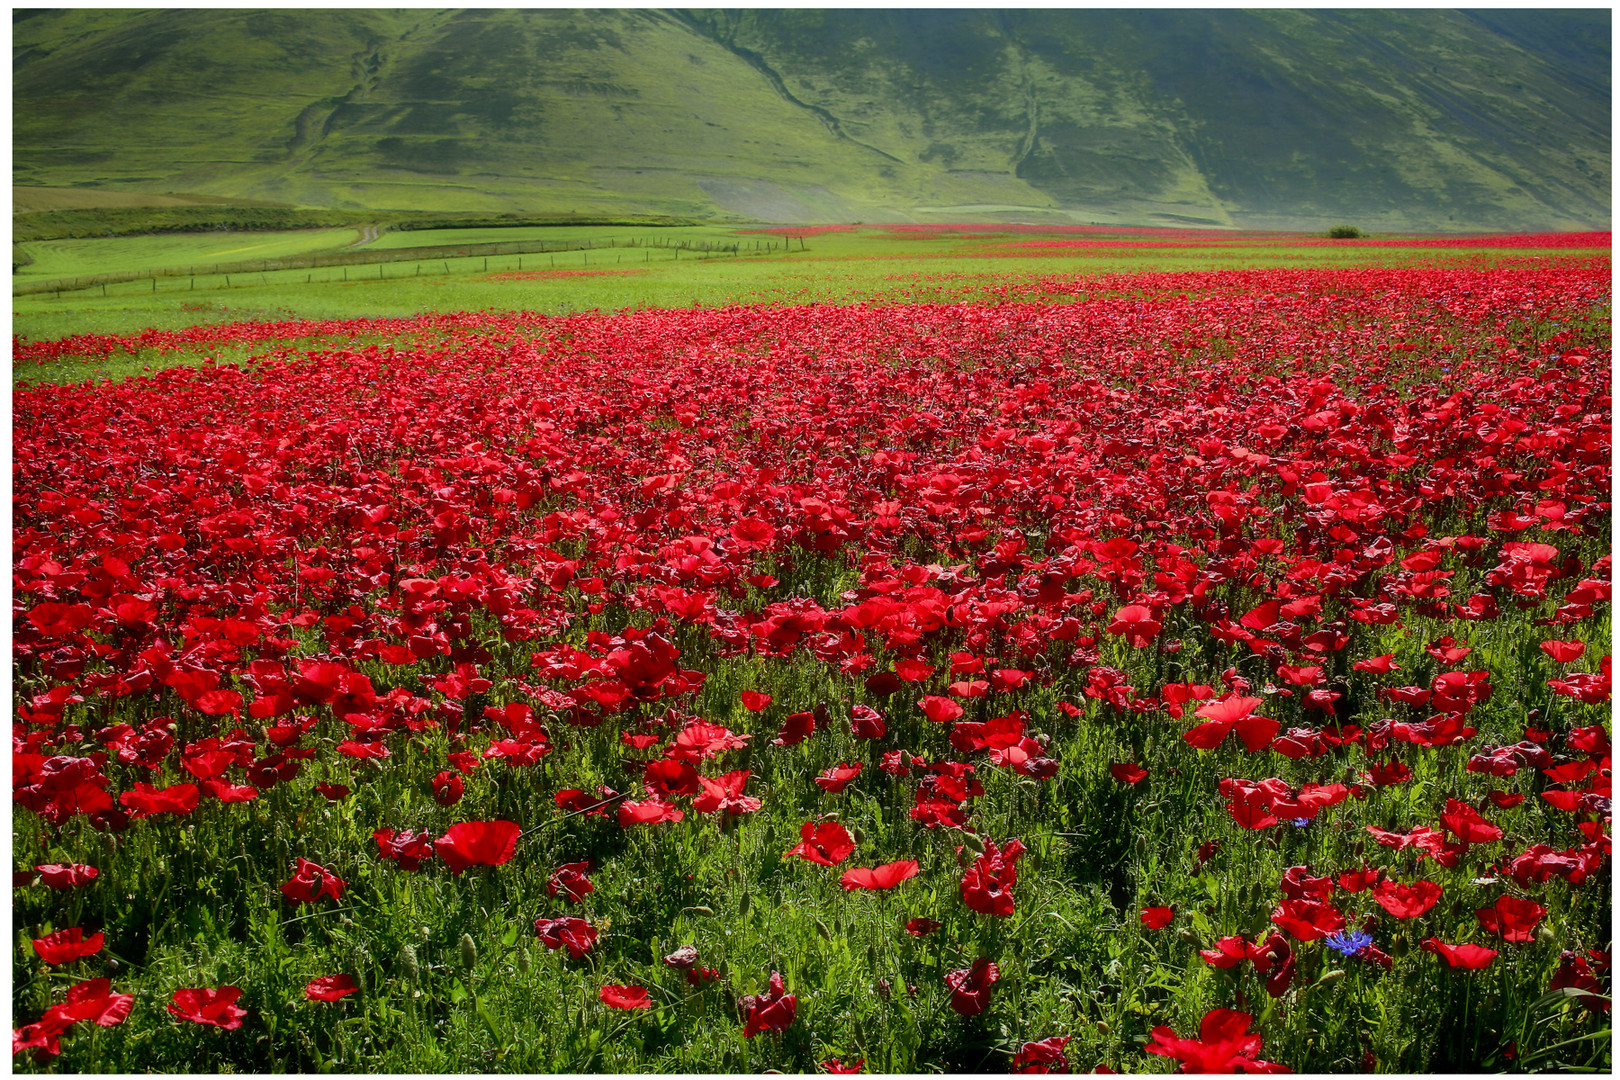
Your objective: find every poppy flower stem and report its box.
[517,792,630,844]
[280,905,356,927]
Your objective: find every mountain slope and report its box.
[12,8,1610,229]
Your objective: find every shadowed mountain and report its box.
[12,8,1610,229]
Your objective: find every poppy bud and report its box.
[459,933,477,971]
[1314,969,1345,989]
[683,906,715,917]
[399,943,420,985]
[851,827,866,846]
[958,831,985,855]
[100,833,118,857]
[516,945,530,973]
[1133,835,1148,860]
[738,889,751,917]
[815,919,832,941]
[1096,1020,1110,1036]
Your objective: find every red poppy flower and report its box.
[815,762,863,793]
[1276,664,1324,688]
[961,838,1025,917]
[1337,867,1383,893]
[617,798,685,827]
[555,787,619,818]
[895,658,935,682]
[1568,725,1610,755]
[920,695,964,723]
[1199,935,1251,969]
[739,971,796,1036]
[373,829,436,871]
[1185,696,1278,753]
[32,927,105,965]
[1372,878,1443,919]
[118,781,200,818]
[904,917,942,936]
[643,758,701,798]
[535,917,598,959]
[1140,906,1175,929]
[1440,799,1502,844]
[944,958,999,1016]
[740,690,773,711]
[1270,898,1345,941]
[304,975,360,1002]
[168,986,247,1029]
[1013,1035,1072,1073]
[693,770,762,815]
[431,771,464,806]
[840,860,920,890]
[35,864,98,889]
[1541,640,1587,662]
[281,858,346,904]
[600,984,651,1009]
[1145,1009,1282,1073]
[786,820,856,866]
[667,721,750,763]
[52,977,133,1027]
[1475,896,1546,942]
[1422,939,1498,969]
[14,976,134,1057]
[1279,866,1334,901]
[988,737,1059,779]
[434,820,521,874]
[823,1057,865,1073]
[1106,604,1162,647]
[850,705,887,740]
[547,860,594,903]
[1109,763,1148,784]
[730,516,776,550]
[773,710,816,746]
[1363,760,1414,786]
[1548,951,1608,1009]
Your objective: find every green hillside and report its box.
[12,8,1611,229]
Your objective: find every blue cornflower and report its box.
[1325,929,1372,957]
[1289,817,1311,827]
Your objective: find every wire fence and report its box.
[13,232,798,297]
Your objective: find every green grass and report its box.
[13,229,363,280]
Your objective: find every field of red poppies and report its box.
[13,255,1612,1072]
